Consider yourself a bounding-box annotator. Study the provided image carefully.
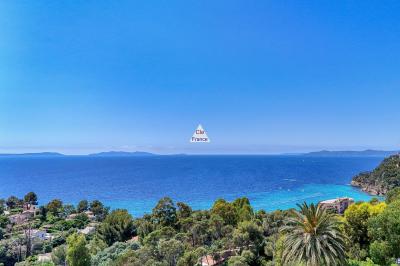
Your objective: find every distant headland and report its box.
[302,149,399,157]
[0,149,398,157]
[352,154,400,195]
[88,151,156,157]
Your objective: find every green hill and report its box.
[352,154,400,195]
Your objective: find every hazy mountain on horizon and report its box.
[0,152,65,157]
[88,151,156,157]
[303,149,399,157]
[0,149,398,157]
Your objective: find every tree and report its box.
[159,239,185,266]
[233,221,264,254]
[177,202,192,220]
[152,197,177,227]
[177,250,199,266]
[90,241,139,265]
[385,187,400,204]
[66,233,90,266]
[90,200,108,221]
[77,200,88,213]
[228,255,249,266]
[187,219,209,247]
[51,245,67,266]
[0,198,5,214]
[281,202,346,266]
[368,200,400,262]
[73,213,89,229]
[211,199,237,226]
[0,215,9,229]
[343,201,386,251]
[87,235,107,256]
[62,204,75,218]
[47,199,63,216]
[232,197,253,222]
[23,192,38,205]
[98,209,135,246]
[347,258,379,266]
[369,241,392,266]
[6,196,20,209]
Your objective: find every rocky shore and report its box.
[350,179,388,196]
[351,154,400,196]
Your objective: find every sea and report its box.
[0,155,383,217]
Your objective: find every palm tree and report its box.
[281,202,346,266]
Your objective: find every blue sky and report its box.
[1,1,400,154]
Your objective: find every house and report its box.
[319,197,354,214]
[23,203,38,214]
[9,212,33,224]
[9,204,39,224]
[78,226,96,235]
[30,229,53,241]
[66,213,79,221]
[37,253,52,262]
[21,229,53,241]
[84,210,96,221]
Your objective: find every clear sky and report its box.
[1,1,400,154]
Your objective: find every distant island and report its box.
[352,154,400,195]
[0,151,167,157]
[304,149,399,157]
[88,151,156,157]
[0,150,398,157]
[0,152,65,157]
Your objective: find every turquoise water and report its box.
[0,155,382,217]
[106,183,377,216]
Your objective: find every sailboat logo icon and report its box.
[190,124,210,143]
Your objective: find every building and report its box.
[31,229,53,241]
[319,197,354,214]
[9,212,33,224]
[8,204,39,224]
[37,253,52,263]
[66,213,79,221]
[23,203,38,214]
[84,210,96,221]
[78,226,96,235]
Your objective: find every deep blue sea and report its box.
[0,155,383,217]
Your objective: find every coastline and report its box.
[350,180,388,196]
[104,183,378,217]
[350,154,400,196]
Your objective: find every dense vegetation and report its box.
[352,155,400,195]
[1,191,400,266]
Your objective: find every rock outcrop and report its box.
[351,154,400,195]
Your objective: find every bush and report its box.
[91,241,139,266]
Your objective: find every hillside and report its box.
[351,154,400,195]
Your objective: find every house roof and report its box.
[320,197,354,204]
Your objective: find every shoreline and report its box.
[350,180,388,196]
[104,183,378,217]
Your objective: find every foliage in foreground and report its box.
[3,186,400,266]
[282,202,346,266]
